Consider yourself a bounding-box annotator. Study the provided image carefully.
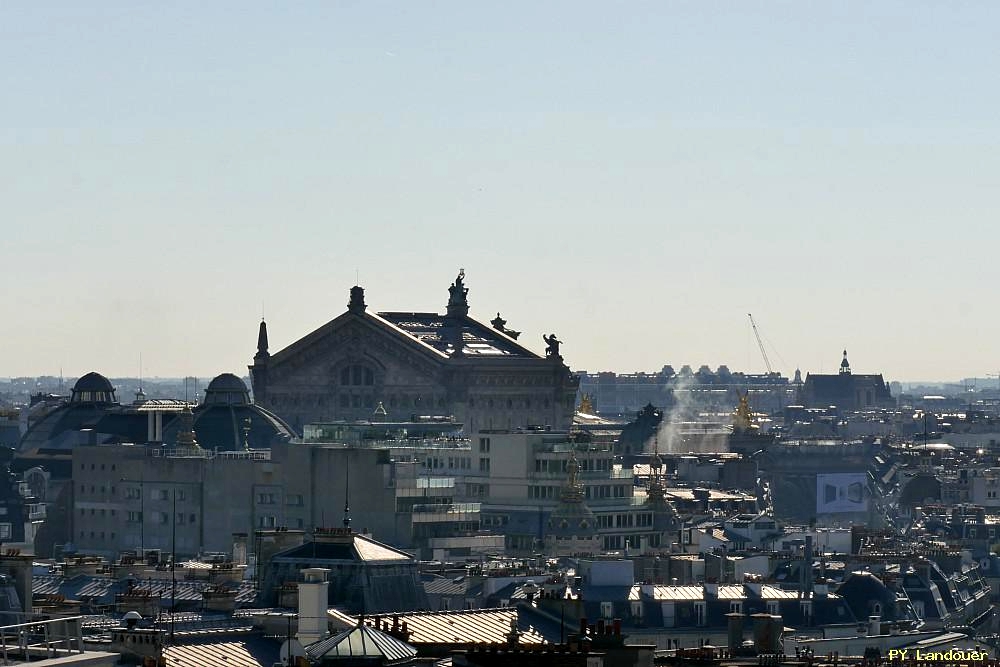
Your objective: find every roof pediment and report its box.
[267,310,450,369]
[267,307,544,370]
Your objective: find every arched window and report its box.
[340,364,375,386]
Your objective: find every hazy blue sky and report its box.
[3,2,999,382]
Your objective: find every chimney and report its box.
[579,617,588,637]
[802,535,814,595]
[297,568,330,645]
[726,612,744,654]
[232,533,248,566]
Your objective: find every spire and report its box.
[647,434,666,505]
[840,349,851,375]
[254,319,269,362]
[343,456,352,530]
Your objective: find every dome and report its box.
[70,372,117,404]
[160,373,294,451]
[206,373,249,394]
[203,373,251,406]
[73,372,114,393]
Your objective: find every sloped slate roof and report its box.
[276,534,413,563]
[333,608,553,646]
[164,637,279,667]
[32,573,256,606]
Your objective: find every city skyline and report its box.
[4,2,999,380]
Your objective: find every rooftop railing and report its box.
[0,615,84,662]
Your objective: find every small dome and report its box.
[70,372,117,404]
[203,373,251,406]
[206,373,249,394]
[73,372,114,394]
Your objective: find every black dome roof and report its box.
[73,372,114,394]
[206,373,249,394]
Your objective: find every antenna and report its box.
[343,453,351,529]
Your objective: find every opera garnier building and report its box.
[249,270,579,434]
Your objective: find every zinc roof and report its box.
[163,638,277,667]
[359,608,550,646]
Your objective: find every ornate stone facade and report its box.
[249,273,580,433]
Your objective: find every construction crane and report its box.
[748,313,773,375]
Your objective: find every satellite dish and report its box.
[280,639,306,664]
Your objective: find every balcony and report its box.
[411,502,481,523]
[531,468,633,480]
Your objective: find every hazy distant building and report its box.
[16,372,293,468]
[248,271,579,433]
[69,442,403,559]
[802,351,894,411]
[577,367,793,417]
[19,371,296,556]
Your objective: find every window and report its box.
[661,602,675,628]
[128,511,142,523]
[156,512,169,524]
[286,494,304,507]
[730,601,743,614]
[341,364,375,386]
[766,600,779,615]
[257,493,276,505]
[694,602,706,626]
[631,601,643,620]
[601,601,613,619]
[126,487,141,500]
[156,490,169,501]
[478,438,491,453]
[258,515,277,528]
[479,458,490,473]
